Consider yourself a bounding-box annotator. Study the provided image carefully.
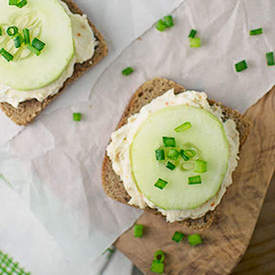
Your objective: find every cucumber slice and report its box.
[0,0,74,90]
[130,105,229,210]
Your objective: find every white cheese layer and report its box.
[0,1,97,108]
[107,89,240,222]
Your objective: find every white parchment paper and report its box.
[0,0,274,274]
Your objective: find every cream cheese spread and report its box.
[107,89,240,222]
[0,1,97,108]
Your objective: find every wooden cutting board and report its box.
[116,87,275,275]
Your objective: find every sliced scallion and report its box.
[180,149,189,161]
[27,44,41,56]
[181,161,194,171]
[151,261,164,274]
[32,38,45,52]
[0,48,13,62]
[155,149,165,161]
[9,0,27,8]
[166,161,176,170]
[188,175,202,185]
[249,28,263,36]
[184,149,196,158]
[134,224,144,238]
[154,178,168,190]
[174,121,192,132]
[14,34,23,48]
[162,136,176,147]
[6,26,18,37]
[155,19,167,32]
[190,37,201,48]
[188,29,197,38]
[188,234,203,246]
[154,250,165,263]
[172,231,184,243]
[266,52,275,66]
[163,15,174,28]
[0,27,2,36]
[16,0,27,8]
[167,149,179,160]
[23,28,30,44]
[73,113,82,122]
[235,60,248,72]
[122,67,134,76]
[194,160,207,173]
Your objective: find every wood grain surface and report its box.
[116,87,275,275]
[232,175,275,275]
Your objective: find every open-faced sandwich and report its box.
[102,78,250,229]
[0,0,107,125]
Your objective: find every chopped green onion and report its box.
[134,224,144,238]
[167,149,179,160]
[163,15,174,28]
[266,52,275,66]
[188,29,197,38]
[14,34,23,48]
[188,234,203,246]
[154,178,168,190]
[154,250,165,263]
[27,44,41,56]
[155,19,167,32]
[166,161,176,170]
[188,175,202,185]
[180,150,189,161]
[151,261,164,274]
[9,0,18,5]
[174,121,192,132]
[6,26,18,37]
[16,0,27,8]
[155,149,165,161]
[235,60,248,72]
[194,160,207,173]
[73,112,82,121]
[181,161,194,171]
[184,149,196,158]
[162,137,176,147]
[32,38,45,51]
[0,27,2,36]
[122,67,134,76]
[189,37,201,48]
[172,231,184,243]
[23,28,30,44]
[249,28,263,36]
[0,48,13,62]
[9,0,27,8]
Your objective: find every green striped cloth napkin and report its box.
[0,251,30,275]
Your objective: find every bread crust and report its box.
[0,0,108,125]
[102,78,251,229]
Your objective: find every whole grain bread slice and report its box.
[102,78,251,230]
[0,0,108,126]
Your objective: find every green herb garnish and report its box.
[73,113,82,122]
[249,28,263,36]
[172,231,184,243]
[154,178,168,190]
[174,121,192,132]
[188,234,203,246]
[188,175,202,185]
[0,48,13,62]
[122,67,134,76]
[235,60,248,72]
[162,137,176,147]
[134,224,144,238]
